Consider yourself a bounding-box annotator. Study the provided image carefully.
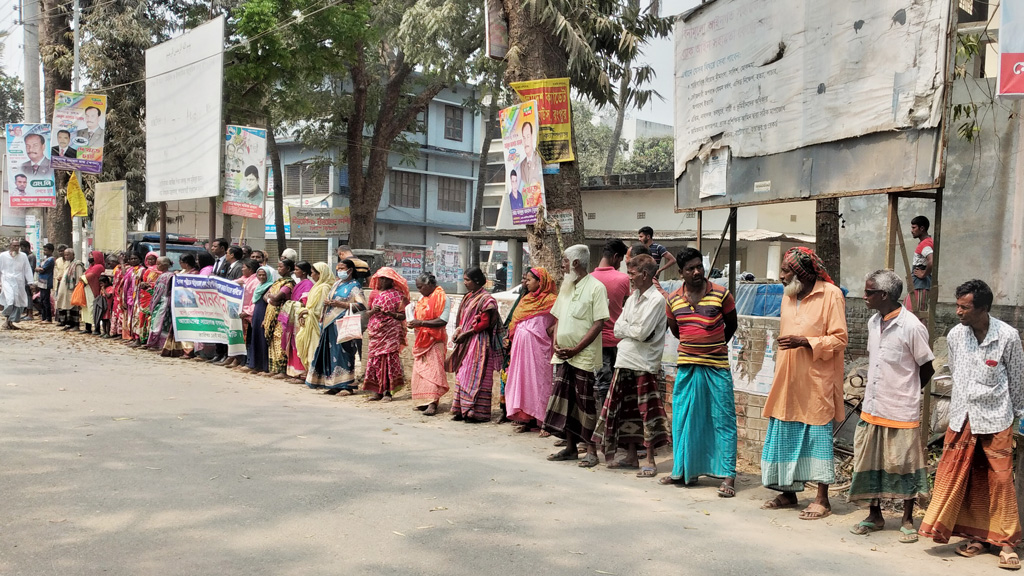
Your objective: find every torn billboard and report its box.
[673,0,950,179]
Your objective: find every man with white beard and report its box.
[543,244,609,468]
[0,239,35,329]
[760,247,848,521]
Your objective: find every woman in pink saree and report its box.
[504,267,558,432]
[363,267,409,401]
[448,266,504,423]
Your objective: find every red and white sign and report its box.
[999,1,1024,98]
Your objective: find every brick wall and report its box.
[734,391,768,461]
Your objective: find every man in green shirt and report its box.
[543,244,610,468]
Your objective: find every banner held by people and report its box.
[499,100,546,226]
[171,274,245,356]
[5,124,56,208]
[51,90,108,174]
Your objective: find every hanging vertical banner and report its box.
[499,100,546,225]
[67,171,88,217]
[222,125,267,218]
[484,0,509,60]
[51,90,108,173]
[999,1,1024,98]
[5,124,56,208]
[509,78,574,163]
[93,181,127,253]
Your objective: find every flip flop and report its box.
[658,476,684,486]
[761,495,798,510]
[553,439,568,447]
[851,521,884,535]
[717,481,736,498]
[547,448,579,462]
[606,460,639,470]
[578,454,600,468]
[636,466,657,478]
[999,550,1022,570]
[898,526,919,543]
[798,503,832,520]
[957,541,988,558]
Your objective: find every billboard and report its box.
[222,125,267,218]
[999,0,1024,98]
[51,90,107,173]
[287,206,350,238]
[5,123,56,208]
[499,100,546,225]
[94,181,128,253]
[145,16,225,202]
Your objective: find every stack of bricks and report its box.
[734,391,768,461]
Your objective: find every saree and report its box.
[145,271,179,355]
[295,263,334,367]
[119,265,139,339]
[262,278,295,374]
[364,288,406,395]
[504,268,557,423]
[305,280,365,390]
[412,286,449,405]
[132,261,160,341]
[449,288,503,420]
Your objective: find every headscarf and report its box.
[85,250,106,297]
[295,262,335,364]
[241,271,261,317]
[306,262,335,302]
[508,267,558,335]
[369,266,410,302]
[413,284,448,350]
[253,265,276,302]
[783,246,834,286]
[145,251,160,271]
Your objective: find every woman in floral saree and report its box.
[363,267,409,401]
[263,258,296,377]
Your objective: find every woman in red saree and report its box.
[129,252,159,347]
[120,253,141,341]
[110,253,126,338]
[409,272,450,415]
[364,267,409,401]
[448,266,503,423]
[82,250,105,335]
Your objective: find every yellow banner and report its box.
[68,171,88,217]
[510,78,574,163]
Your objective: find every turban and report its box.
[783,247,834,286]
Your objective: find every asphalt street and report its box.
[0,325,997,575]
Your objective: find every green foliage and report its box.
[620,136,672,174]
[572,100,624,180]
[952,33,982,143]
[0,71,24,126]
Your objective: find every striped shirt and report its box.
[666,281,735,368]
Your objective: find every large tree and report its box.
[40,0,74,244]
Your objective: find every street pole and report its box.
[71,0,86,260]
[22,0,43,253]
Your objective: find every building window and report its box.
[587,212,596,220]
[636,212,646,220]
[437,177,467,212]
[444,105,464,141]
[284,163,329,197]
[390,171,421,208]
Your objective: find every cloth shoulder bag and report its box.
[335,312,363,343]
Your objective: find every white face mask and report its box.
[337,269,350,280]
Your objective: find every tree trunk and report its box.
[815,197,841,283]
[603,68,631,180]
[502,1,585,275]
[267,123,286,255]
[471,98,500,267]
[345,43,372,248]
[41,0,73,245]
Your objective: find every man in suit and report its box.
[224,246,243,280]
[51,130,78,158]
[20,133,51,175]
[76,106,105,148]
[210,237,231,365]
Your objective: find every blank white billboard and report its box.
[145,16,225,202]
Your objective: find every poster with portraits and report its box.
[499,100,546,225]
[5,124,56,208]
[222,125,267,219]
[51,90,108,174]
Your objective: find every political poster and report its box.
[287,206,350,238]
[170,274,245,356]
[484,0,509,60]
[499,100,546,226]
[999,0,1024,98]
[5,123,56,208]
[434,243,462,284]
[51,90,107,173]
[222,125,267,218]
[509,78,574,163]
[0,153,26,228]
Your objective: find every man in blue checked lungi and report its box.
[760,247,848,520]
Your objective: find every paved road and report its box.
[0,325,995,575]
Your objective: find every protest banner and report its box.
[5,124,56,208]
[51,90,107,173]
[509,78,574,163]
[287,206,350,238]
[223,125,267,218]
[499,100,546,225]
[170,274,245,356]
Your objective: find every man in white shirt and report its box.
[920,279,1024,569]
[848,270,934,542]
[0,239,35,329]
[592,254,668,477]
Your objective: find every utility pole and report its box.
[71,0,85,259]
[21,0,39,122]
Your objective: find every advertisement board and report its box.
[5,124,56,207]
[222,125,267,218]
[51,90,108,173]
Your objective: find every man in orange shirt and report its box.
[760,247,847,520]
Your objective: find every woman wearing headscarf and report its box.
[504,267,558,432]
[81,250,105,335]
[305,259,365,394]
[129,252,160,347]
[282,261,318,379]
[242,265,276,373]
[363,266,409,401]
[448,266,504,423]
[409,272,450,415]
[119,253,141,340]
[264,258,296,378]
[145,256,180,356]
[294,262,333,374]
[110,252,126,338]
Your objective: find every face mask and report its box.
[337,269,350,280]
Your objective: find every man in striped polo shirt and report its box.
[659,247,739,497]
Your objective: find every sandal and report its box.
[1000,550,1022,571]
[898,526,918,544]
[717,481,736,498]
[851,521,885,535]
[578,454,600,468]
[798,503,832,520]
[553,439,568,447]
[636,466,657,478]
[547,448,578,461]
[761,494,799,510]
[606,460,639,470]
[658,476,684,486]
[956,541,989,558]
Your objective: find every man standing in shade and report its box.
[849,269,934,542]
[544,244,609,469]
[920,280,1024,570]
[760,247,847,520]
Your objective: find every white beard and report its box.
[559,270,580,298]
[783,277,804,298]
